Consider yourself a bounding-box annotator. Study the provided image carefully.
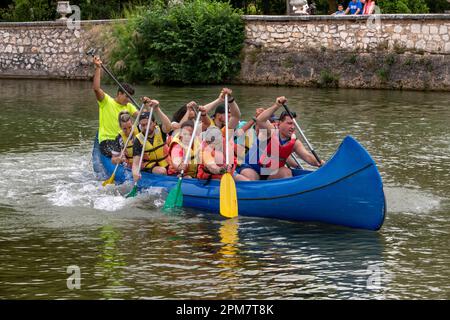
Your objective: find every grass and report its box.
[318,70,340,88]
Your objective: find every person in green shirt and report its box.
[93,55,148,157]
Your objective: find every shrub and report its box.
[109,0,245,84]
[318,70,340,88]
[1,0,55,22]
[377,0,429,14]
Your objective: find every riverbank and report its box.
[0,15,449,90]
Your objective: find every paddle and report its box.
[85,48,141,109]
[220,95,238,218]
[163,111,202,211]
[125,107,154,198]
[282,104,321,164]
[102,103,146,186]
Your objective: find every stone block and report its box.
[411,24,421,34]
[430,26,438,34]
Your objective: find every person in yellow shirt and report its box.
[93,55,151,157]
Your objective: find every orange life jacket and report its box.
[197,141,236,180]
[167,132,199,178]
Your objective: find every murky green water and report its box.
[0,79,449,299]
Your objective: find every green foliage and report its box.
[377,0,429,14]
[376,68,390,83]
[110,0,245,84]
[346,54,358,64]
[318,70,340,88]
[0,0,56,22]
[424,0,450,13]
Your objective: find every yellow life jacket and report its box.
[118,127,139,162]
[168,132,200,177]
[135,126,168,171]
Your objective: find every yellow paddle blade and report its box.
[220,173,238,218]
[102,173,115,187]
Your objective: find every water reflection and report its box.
[95,225,126,299]
[217,218,241,297]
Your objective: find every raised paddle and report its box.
[86,48,141,109]
[102,103,146,187]
[125,107,154,198]
[163,111,202,211]
[220,94,238,218]
[282,104,321,164]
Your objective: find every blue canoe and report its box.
[92,135,386,230]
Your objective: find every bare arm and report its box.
[236,119,255,136]
[92,56,105,102]
[132,156,141,182]
[256,97,287,131]
[286,155,300,168]
[294,140,322,167]
[202,97,222,114]
[256,105,276,131]
[228,100,241,129]
[198,106,212,132]
[151,100,172,134]
[179,101,196,126]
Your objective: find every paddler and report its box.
[197,127,249,182]
[167,120,200,179]
[132,100,172,181]
[255,96,324,180]
[199,88,241,132]
[111,111,139,168]
[93,55,149,157]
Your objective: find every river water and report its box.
[0,79,448,299]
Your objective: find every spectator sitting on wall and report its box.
[332,4,346,15]
[363,0,376,15]
[345,0,363,15]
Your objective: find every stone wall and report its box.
[0,20,119,79]
[240,15,450,90]
[0,15,449,90]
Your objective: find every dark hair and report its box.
[172,104,188,123]
[279,111,296,122]
[181,120,195,129]
[118,111,131,124]
[214,105,225,116]
[117,83,135,96]
[139,112,156,122]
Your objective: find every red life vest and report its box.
[259,132,296,169]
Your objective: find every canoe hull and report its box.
[93,135,386,230]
